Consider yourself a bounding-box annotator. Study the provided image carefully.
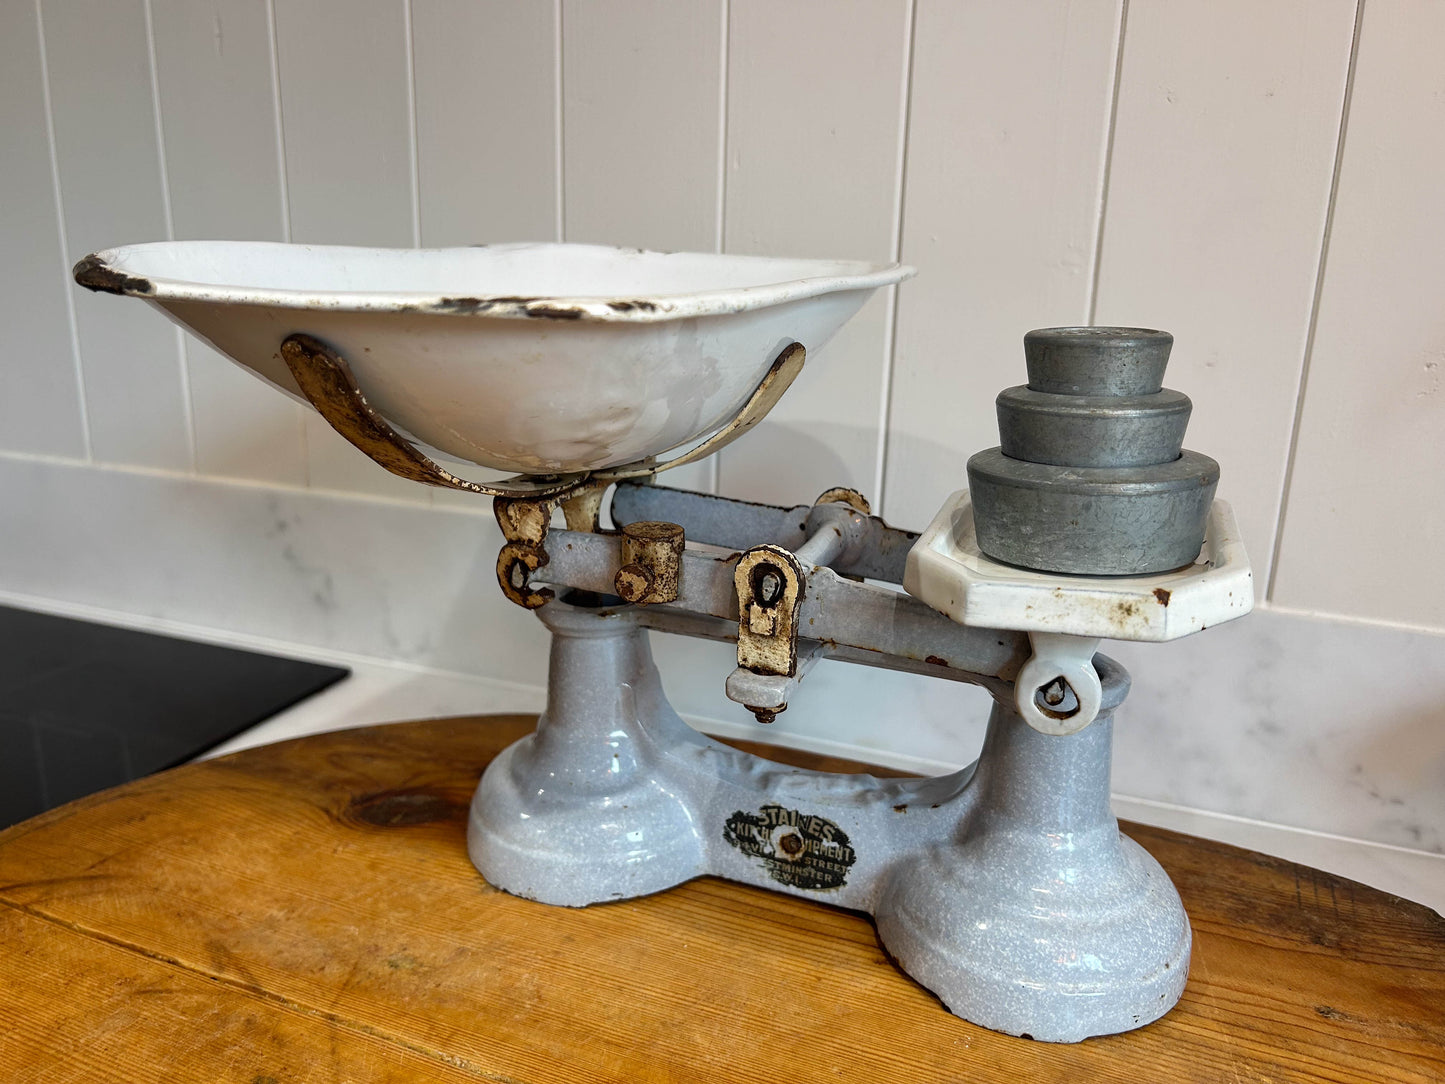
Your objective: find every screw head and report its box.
[614,563,654,603]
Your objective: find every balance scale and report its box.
[76,241,1253,1043]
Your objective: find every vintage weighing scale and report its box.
[75,241,1252,1043]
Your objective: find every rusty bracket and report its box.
[282,334,806,504]
[734,545,806,677]
[559,481,608,533]
[280,333,588,500]
[494,496,556,609]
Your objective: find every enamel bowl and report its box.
[75,241,913,475]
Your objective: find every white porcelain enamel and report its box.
[78,241,913,474]
[905,491,1254,641]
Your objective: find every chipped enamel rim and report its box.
[73,241,915,322]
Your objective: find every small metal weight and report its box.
[1023,326,1173,396]
[969,327,1218,576]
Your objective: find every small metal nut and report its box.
[615,521,684,605]
[613,563,655,603]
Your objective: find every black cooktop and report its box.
[0,605,348,829]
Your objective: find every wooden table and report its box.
[1,715,1441,1082]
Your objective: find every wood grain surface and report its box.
[1,715,1441,1083]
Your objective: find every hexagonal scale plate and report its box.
[903,491,1253,641]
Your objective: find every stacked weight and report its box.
[967,327,1218,576]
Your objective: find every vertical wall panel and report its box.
[724,0,903,262]
[41,0,191,470]
[561,0,721,253]
[561,0,722,494]
[558,0,711,496]
[0,1,86,459]
[717,0,910,508]
[273,0,413,248]
[1272,2,1445,629]
[1092,0,1356,597]
[414,1,561,509]
[884,0,1120,531]
[273,0,426,501]
[413,0,556,246]
[151,0,306,487]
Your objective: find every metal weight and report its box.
[971,326,1216,576]
[996,386,1191,468]
[967,449,1219,575]
[1024,326,1173,396]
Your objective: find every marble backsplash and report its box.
[3,451,1442,860]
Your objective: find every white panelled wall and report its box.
[2,1,1443,903]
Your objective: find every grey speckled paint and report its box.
[469,601,1190,1043]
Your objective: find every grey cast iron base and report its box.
[467,602,1190,1043]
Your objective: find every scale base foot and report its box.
[467,600,1190,1043]
[877,830,1190,1042]
[467,734,705,907]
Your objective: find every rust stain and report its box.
[524,304,584,320]
[1153,587,1172,606]
[494,496,552,546]
[924,655,949,667]
[606,300,658,313]
[282,333,466,487]
[429,295,586,319]
[893,803,908,813]
[72,254,154,296]
[432,296,492,313]
[431,294,534,314]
